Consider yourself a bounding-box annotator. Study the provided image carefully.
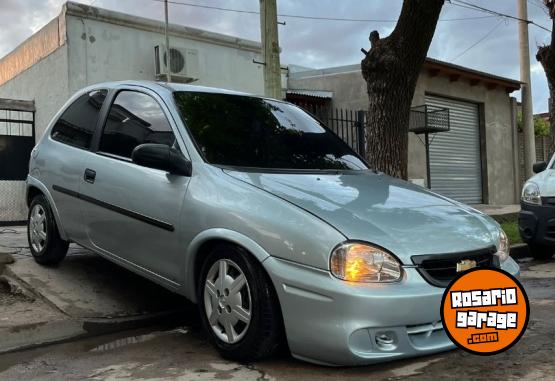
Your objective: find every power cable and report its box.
[449,0,551,32]
[528,0,547,12]
[149,0,498,23]
[450,19,506,61]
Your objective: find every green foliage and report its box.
[534,115,550,137]
[501,220,521,245]
[517,112,551,137]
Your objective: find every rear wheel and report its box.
[27,195,69,266]
[197,243,282,362]
[529,244,554,260]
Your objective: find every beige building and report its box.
[287,59,521,205]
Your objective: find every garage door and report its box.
[425,95,482,204]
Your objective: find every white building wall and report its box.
[0,46,70,140]
[65,15,264,95]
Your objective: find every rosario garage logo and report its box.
[441,268,529,355]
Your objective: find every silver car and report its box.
[26,81,519,366]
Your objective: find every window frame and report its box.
[92,87,187,165]
[50,88,108,151]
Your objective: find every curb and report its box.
[0,268,186,354]
[510,243,530,260]
[0,309,185,355]
[490,212,519,223]
[0,318,86,354]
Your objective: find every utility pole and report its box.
[259,0,282,99]
[518,0,536,179]
[164,0,172,82]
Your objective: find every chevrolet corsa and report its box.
[26,81,519,366]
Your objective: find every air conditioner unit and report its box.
[154,45,199,83]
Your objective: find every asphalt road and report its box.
[0,256,553,381]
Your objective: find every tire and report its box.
[197,243,283,362]
[27,194,69,266]
[529,244,554,260]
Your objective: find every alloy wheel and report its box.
[29,204,47,253]
[203,258,252,344]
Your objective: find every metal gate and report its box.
[0,98,35,224]
[325,109,366,157]
[425,95,482,204]
[292,104,367,157]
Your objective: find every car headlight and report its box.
[330,242,402,283]
[495,228,510,263]
[521,182,541,205]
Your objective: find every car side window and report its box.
[99,91,176,159]
[51,90,107,149]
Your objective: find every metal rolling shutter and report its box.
[425,95,482,204]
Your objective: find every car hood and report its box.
[224,169,498,263]
[526,169,555,196]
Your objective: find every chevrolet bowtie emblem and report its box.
[456,259,477,272]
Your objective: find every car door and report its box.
[78,87,190,283]
[46,89,108,240]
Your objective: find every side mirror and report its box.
[533,161,548,174]
[131,143,192,176]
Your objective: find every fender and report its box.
[181,228,271,302]
[26,175,69,241]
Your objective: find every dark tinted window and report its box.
[99,91,176,158]
[173,92,368,170]
[51,90,107,149]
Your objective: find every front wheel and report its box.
[197,244,283,362]
[27,195,69,266]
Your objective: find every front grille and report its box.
[411,246,498,287]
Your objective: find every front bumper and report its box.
[264,255,520,366]
[263,257,455,366]
[519,201,555,247]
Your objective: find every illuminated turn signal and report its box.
[330,242,402,283]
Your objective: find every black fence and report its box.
[300,105,367,157]
[296,104,458,162]
[0,99,35,224]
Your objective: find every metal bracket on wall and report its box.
[252,59,288,71]
[409,105,450,189]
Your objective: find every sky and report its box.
[0,0,553,112]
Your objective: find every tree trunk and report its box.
[537,1,555,149]
[537,47,555,136]
[361,0,444,179]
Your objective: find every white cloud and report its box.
[0,0,553,112]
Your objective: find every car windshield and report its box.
[173,91,368,171]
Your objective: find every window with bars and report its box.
[0,109,34,137]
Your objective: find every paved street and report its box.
[1,227,554,380]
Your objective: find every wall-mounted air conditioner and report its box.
[154,45,199,83]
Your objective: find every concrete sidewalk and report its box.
[0,226,186,353]
[473,204,520,220]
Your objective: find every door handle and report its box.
[84,168,96,184]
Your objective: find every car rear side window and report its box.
[99,91,176,159]
[51,90,107,149]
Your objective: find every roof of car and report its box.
[85,80,255,97]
